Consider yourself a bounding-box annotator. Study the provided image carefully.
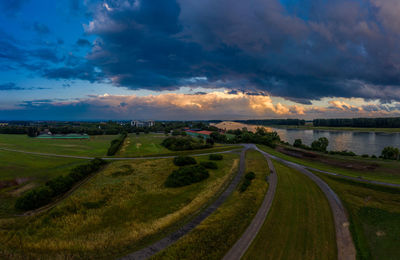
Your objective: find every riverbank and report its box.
[272,125,400,133]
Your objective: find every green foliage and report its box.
[161,136,212,151]
[311,137,329,152]
[237,119,305,126]
[200,161,218,169]
[293,139,302,147]
[313,117,400,128]
[15,158,107,211]
[173,156,197,166]
[228,128,280,147]
[361,154,369,158]
[107,133,127,156]
[381,146,399,160]
[209,154,223,160]
[239,172,256,192]
[165,165,209,187]
[329,150,356,156]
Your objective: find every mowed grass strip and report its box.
[314,172,400,260]
[0,134,117,157]
[244,160,337,260]
[118,133,240,157]
[257,144,400,184]
[0,150,86,217]
[151,149,269,260]
[0,153,239,259]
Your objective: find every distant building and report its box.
[131,120,155,128]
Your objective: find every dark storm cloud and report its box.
[0,82,24,90]
[0,0,29,15]
[33,22,50,34]
[82,0,400,102]
[76,38,91,47]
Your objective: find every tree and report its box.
[311,137,329,152]
[381,146,399,160]
[293,139,302,148]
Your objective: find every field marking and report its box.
[254,145,356,260]
[119,144,252,260]
[222,151,278,260]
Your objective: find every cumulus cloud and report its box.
[77,0,400,102]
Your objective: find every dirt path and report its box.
[254,145,356,260]
[222,151,278,260]
[119,144,251,260]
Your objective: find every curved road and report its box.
[120,144,251,260]
[223,150,278,260]
[254,145,356,260]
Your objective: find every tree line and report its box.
[235,119,305,126]
[313,117,400,128]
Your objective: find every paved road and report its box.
[254,145,356,260]
[0,147,238,160]
[223,151,278,260]
[120,144,252,260]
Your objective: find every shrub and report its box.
[200,161,218,169]
[311,137,329,152]
[245,171,256,180]
[381,146,399,160]
[162,136,212,151]
[240,172,256,192]
[209,154,223,160]
[371,155,377,159]
[293,139,303,148]
[165,165,209,187]
[361,154,369,158]
[329,150,356,156]
[15,186,53,211]
[173,156,197,166]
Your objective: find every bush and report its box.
[239,172,256,192]
[200,161,218,169]
[293,139,303,148]
[165,165,209,187]
[15,186,53,211]
[381,146,399,160]
[371,155,377,159]
[311,137,329,152]
[329,150,356,156]
[209,154,223,160]
[361,154,369,158]
[245,171,256,180]
[173,156,197,166]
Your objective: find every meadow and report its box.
[0,153,239,259]
[0,150,86,217]
[315,172,400,259]
[244,160,337,260]
[152,149,269,259]
[257,144,400,184]
[118,133,240,157]
[0,134,117,157]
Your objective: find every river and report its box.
[212,121,400,156]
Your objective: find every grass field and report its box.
[257,145,400,184]
[118,133,240,157]
[314,172,400,260]
[0,150,86,217]
[244,160,337,260]
[0,153,239,259]
[0,134,117,157]
[152,149,269,260]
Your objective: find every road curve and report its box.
[254,145,356,260]
[119,144,251,260]
[223,151,278,260]
[0,147,238,160]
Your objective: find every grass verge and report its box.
[151,149,269,260]
[244,160,336,260]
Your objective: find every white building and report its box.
[131,120,155,128]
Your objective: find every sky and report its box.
[2,0,400,120]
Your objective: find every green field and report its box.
[118,133,240,157]
[0,153,239,259]
[0,134,117,157]
[152,149,269,259]
[314,172,400,260]
[0,150,86,217]
[244,160,336,260]
[257,145,400,184]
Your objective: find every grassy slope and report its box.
[257,145,400,184]
[0,150,86,217]
[244,161,336,260]
[0,134,117,157]
[314,172,400,260]
[118,133,240,157]
[151,149,269,260]
[274,125,400,133]
[0,153,238,259]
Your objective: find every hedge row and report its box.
[209,154,223,160]
[107,133,127,156]
[15,158,107,211]
[173,156,197,166]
